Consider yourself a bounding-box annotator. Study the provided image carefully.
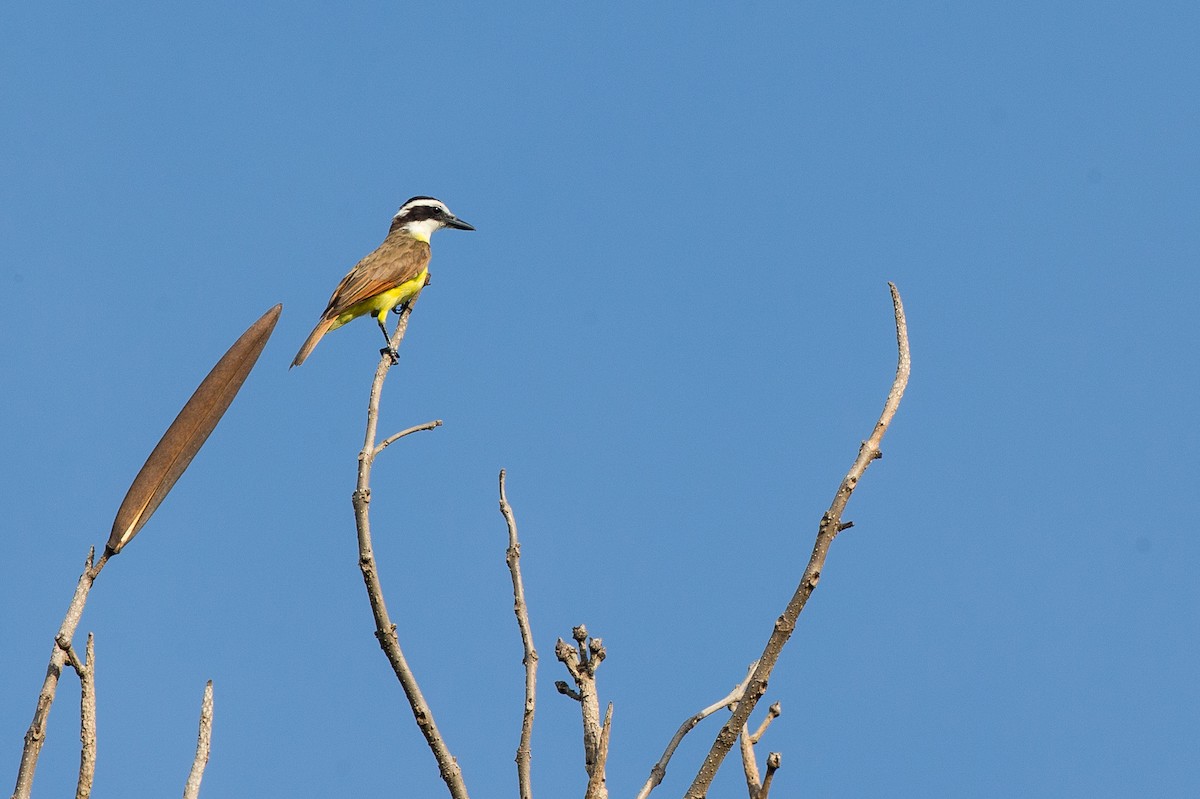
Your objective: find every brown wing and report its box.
[320,234,431,320]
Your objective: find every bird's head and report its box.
[390,196,474,242]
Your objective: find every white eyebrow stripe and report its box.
[395,198,451,218]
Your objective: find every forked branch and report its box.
[737,702,780,799]
[636,662,758,799]
[556,626,609,798]
[11,550,106,799]
[684,283,911,798]
[351,299,468,799]
[12,305,280,799]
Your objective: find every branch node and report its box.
[589,637,607,667]
[56,635,87,677]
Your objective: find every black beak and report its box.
[446,215,475,231]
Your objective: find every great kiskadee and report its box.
[291,196,474,367]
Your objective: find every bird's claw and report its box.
[380,346,400,364]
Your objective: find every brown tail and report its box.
[291,317,335,368]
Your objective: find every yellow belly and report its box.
[331,269,428,329]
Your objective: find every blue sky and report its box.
[3,3,1198,797]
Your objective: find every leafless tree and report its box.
[352,284,910,798]
[10,281,909,798]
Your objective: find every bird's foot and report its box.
[380,346,400,365]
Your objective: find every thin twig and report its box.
[635,662,758,799]
[750,702,781,745]
[685,283,911,798]
[499,470,538,799]
[555,682,582,701]
[758,753,781,799]
[583,703,614,799]
[181,681,214,799]
[374,419,443,457]
[12,548,109,799]
[75,634,96,799]
[351,300,470,799]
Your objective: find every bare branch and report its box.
[13,308,279,799]
[357,301,421,471]
[351,299,470,799]
[758,753,781,799]
[738,722,760,799]
[739,700,781,799]
[75,634,96,799]
[555,639,581,682]
[685,283,911,798]
[556,628,607,794]
[181,681,214,799]
[636,662,758,799]
[12,548,108,799]
[583,703,614,799]
[588,637,606,666]
[499,470,538,799]
[374,419,443,457]
[57,635,86,677]
[750,702,781,745]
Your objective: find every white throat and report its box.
[401,218,441,243]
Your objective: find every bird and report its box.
[291,196,474,367]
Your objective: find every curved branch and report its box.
[684,283,911,798]
[636,662,758,799]
[374,419,443,457]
